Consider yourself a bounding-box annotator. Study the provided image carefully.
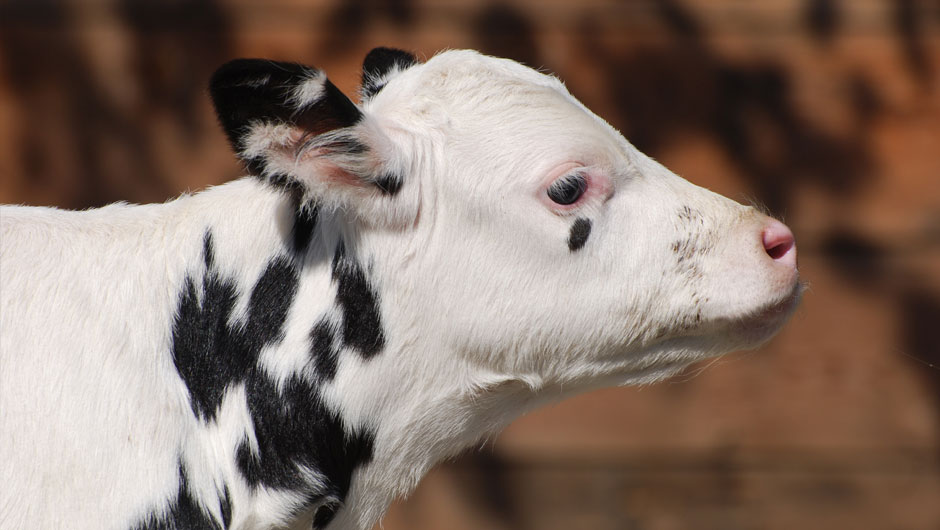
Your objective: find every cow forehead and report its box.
[377,50,578,121]
[422,50,564,90]
[380,51,624,160]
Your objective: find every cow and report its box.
[0,48,801,530]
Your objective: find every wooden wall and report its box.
[1,1,938,528]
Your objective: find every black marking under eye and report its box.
[568,218,592,252]
[547,173,588,205]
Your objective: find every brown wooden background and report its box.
[1,1,938,529]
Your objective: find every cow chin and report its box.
[724,281,804,349]
[608,280,803,382]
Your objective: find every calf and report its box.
[0,48,801,530]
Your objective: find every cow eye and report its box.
[547,173,588,205]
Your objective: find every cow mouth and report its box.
[731,282,804,346]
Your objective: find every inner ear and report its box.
[360,47,419,100]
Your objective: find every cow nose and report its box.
[762,219,797,268]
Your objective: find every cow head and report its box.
[210,48,801,394]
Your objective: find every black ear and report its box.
[360,47,419,100]
[210,59,363,175]
[208,57,416,224]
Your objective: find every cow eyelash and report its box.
[547,172,588,205]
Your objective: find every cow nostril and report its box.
[762,220,796,264]
[766,241,791,260]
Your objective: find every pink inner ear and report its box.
[323,164,369,190]
[291,129,310,146]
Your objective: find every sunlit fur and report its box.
[0,50,799,530]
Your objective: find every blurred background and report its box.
[1,0,938,528]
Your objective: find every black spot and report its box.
[373,172,403,196]
[291,205,319,257]
[131,462,227,530]
[361,47,419,99]
[310,320,340,381]
[171,232,299,421]
[331,244,386,358]
[235,373,375,499]
[275,179,318,256]
[169,231,376,523]
[243,258,298,345]
[171,235,241,422]
[568,218,592,252]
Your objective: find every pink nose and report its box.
[762,219,797,268]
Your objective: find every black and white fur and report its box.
[0,48,800,530]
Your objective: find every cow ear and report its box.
[210,59,413,224]
[360,47,420,100]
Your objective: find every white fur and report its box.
[290,69,328,109]
[0,50,799,530]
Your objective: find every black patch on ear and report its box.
[130,461,228,530]
[331,243,387,358]
[209,58,363,172]
[171,232,299,421]
[361,47,419,99]
[568,218,592,252]
[373,172,403,196]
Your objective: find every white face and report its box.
[212,49,801,391]
[364,50,801,387]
